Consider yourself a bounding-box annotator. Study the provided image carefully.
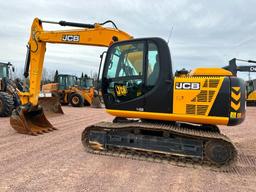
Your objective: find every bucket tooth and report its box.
[10,106,56,135]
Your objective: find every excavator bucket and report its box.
[10,106,57,135]
[38,93,64,115]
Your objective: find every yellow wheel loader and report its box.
[10,18,247,167]
[78,74,103,108]
[42,73,95,107]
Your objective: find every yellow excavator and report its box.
[11,18,246,167]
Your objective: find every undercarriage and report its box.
[82,119,237,169]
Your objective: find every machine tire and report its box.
[70,93,84,107]
[84,100,90,106]
[0,92,14,117]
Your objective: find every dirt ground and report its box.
[0,106,255,192]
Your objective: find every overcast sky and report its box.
[0,0,255,80]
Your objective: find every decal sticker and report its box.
[175,82,200,90]
[62,35,80,42]
[115,85,128,96]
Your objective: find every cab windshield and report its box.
[58,75,76,90]
[0,65,9,78]
[81,79,94,88]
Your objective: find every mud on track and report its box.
[0,106,255,192]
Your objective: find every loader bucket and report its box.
[38,95,64,115]
[10,106,57,135]
[91,95,103,108]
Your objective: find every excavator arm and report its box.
[22,17,132,106]
[10,17,132,135]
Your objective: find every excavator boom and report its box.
[10,18,132,135]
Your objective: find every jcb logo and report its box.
[62,35,80,42]
[250,67,256,72]
[175,82,200,90]
[115,85,128,96]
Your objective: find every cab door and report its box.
[102,40,146,111]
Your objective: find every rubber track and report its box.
[82,122,237,172]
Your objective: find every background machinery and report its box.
[42,72,96,107]
[0,62,19,117]
[0,62,62,117]
[10,18,246,167]
[246,79,256,105]
[78,73,103,108]
[224,58,256,106]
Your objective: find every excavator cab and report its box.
[102,38,172,113]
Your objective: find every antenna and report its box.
[167,26,174,44]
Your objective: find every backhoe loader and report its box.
[10,18,246,168]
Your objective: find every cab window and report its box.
[104,42,144,103]
[0,65,8,78]
[103,41,160,104]
[146,42,159,87]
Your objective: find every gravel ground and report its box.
[0,106,255,192]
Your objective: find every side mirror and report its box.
[12,66,15,72]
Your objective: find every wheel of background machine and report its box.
[69,93,84,107]
[0,92,14,117]
[84,100,90,106]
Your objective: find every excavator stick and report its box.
[10,106,56,135]
[38,94,64,116]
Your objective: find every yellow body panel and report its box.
[189,68,233,76]
[106,109,229,125]
[107,76,230,125]
[247,91,256,102]
[173,77,224,116]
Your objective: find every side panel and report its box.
[173,77,227,118]
[228,77,246,125]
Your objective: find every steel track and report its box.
[82,121,237,172]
